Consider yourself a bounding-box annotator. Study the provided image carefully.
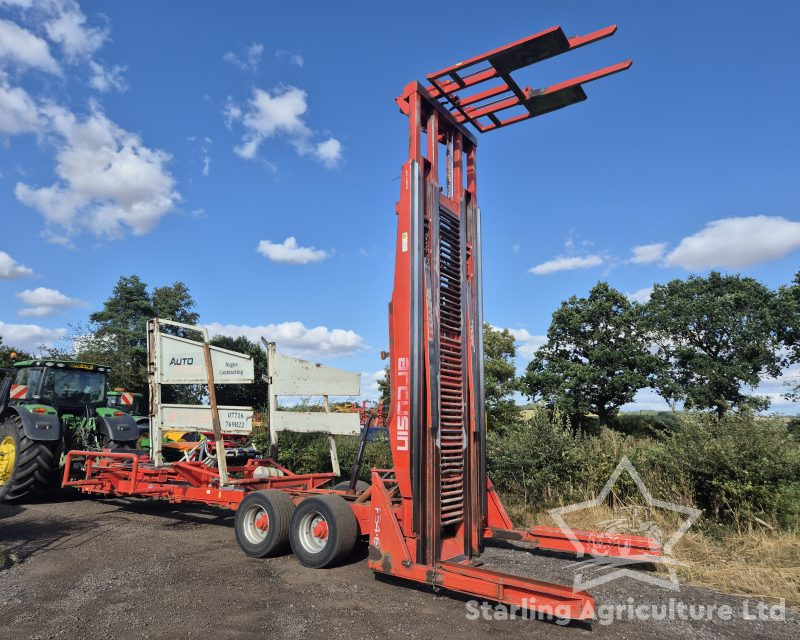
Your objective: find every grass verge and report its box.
[509,503,800,607]
[0,546,15,570]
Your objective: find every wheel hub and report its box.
[312,520,329,539]
[298,512,330,553]
[242,505,270,544]
[0,436,16,486]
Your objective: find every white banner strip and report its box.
[270,411,360,436]
[159,404,253,435]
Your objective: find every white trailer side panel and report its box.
[270,353,360,396]
[270,410,360,436]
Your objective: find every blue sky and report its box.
[1,1,799,410]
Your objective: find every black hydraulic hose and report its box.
[349,416,372,490]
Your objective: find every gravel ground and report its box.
[1,492,797,640]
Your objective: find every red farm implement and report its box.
[62,23,657,623]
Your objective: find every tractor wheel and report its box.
[107,440,140,451]
[332,480,370,493]
[235,490,295,557]
[289,495,358,568]
[100,435,139,451]
[0,414,58,503]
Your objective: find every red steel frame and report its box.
[373,22,653,621]
[425,25,631,132]
[62,24,658,624]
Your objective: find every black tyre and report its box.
[107,440,141,451]
[99,434,139,451]
[332,480,369,493]
[235,490,295,558]
[289,494,358,568]
[0,414,58,503]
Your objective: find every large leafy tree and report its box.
[88,275,154,392]
[642,271,782,417]
[0,335,32,368]
[152,282,200,335]
[55,276,200,398]
[523,282,657,427]
[377,366,390,412]
[776,270,800,400]
[483,323,521,430]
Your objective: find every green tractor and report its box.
[107,389,150,447]
[0,359,140,503]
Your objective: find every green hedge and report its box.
[488,408,800,531]
[252,428,392,482]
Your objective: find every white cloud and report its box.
[626,286,653,304]
[622,362,800,415]
[314,137,342,168]
[755,364,800,411]
[187,135,212,176]
[223,42,263,73]
[529,254,603,275]
[200,137,211,176]
[621,387,671,413]
[360,369,386,400]
[16,286,78,305]
[665,216,800,270]
[227,86,342,168]
[630,242,666,265]
[44,4,107,60]
[205,321,365,358]
[0,18,61,73]
[0,7,154,240]
[88,60,127,92]
[16,286,84,316]
[256,237,329,264]
[234,86,309,155]
[0,250,34,278]
[15,104,179,239]
[0,320,66,352]
[275,50,304,67]
[222,98,242,128]
[17,307,53,317]
[38,227,75,247]
[505,327,546,360]
[1,1,125,92]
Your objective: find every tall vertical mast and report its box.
[387,24,631,566]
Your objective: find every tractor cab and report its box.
[6,360,109,417]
